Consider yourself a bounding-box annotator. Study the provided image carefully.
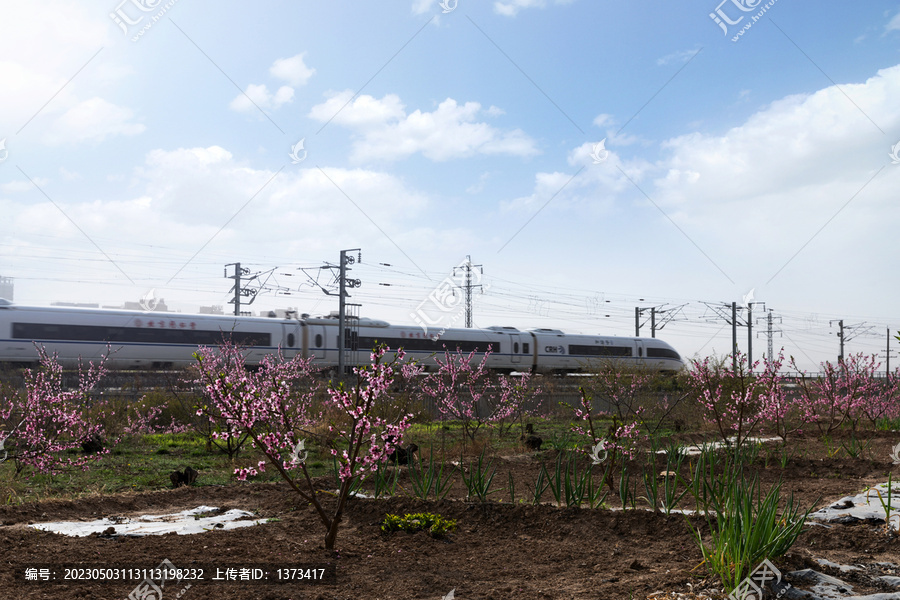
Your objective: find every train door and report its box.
[281,323,300,358]
[510,333,522,365]
[309,325,326,360]
[635,339,645,366]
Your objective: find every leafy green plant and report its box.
[407,446,455,501]
[544,456,563,506]
[542,451,595,508]
[459,447,497,503]
[545,430,577,451]
[870,473,900,528]
[822,435,842,458]
[686,454,815,593]
[841,432,872,459]
[563,453,594,508]
[618,459,636,510]
[685,444,727,515]
[875,417,900,432]
[641,461,660,513]
[381,512,457,538]
[779,445,795,469]
[530,462,551,505]
[736,440,762,466]
[659,445,689,516]
[370,457,398,499]
[586,464,610,509]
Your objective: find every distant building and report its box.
[0,276,13,301]
[260,308,299,319]
[199,305,225,315]
[52,301,101,308]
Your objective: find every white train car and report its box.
[304,319,684,374]
[303,318,524,372]
[0,300,301,368]
[0,301,684,373]
[528,328,683,373]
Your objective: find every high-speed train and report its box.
[0,300,685,373]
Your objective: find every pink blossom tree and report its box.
[568,387,646,491]
[790,353,885,435]
[687,352,783,451]
[193,342,417,551]
[0,348,111,477]
[586,364,686,438]
[419,348,541,443]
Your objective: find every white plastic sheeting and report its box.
[810,483,900,532]
[29,505,265,537]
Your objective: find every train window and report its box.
[12,322,271,346]
[287,333,295,348]
[523,343,529,353]
[647,347,681,360]
[315,334,322,347]
[514,342,519,353]
[568,344,632,357]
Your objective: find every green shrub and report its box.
[380,512,457,538]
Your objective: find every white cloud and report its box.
[129,146,428,237]
[309,92,538,162]
[887,11,900,32]
[59,167,83,181]
[45,97,145,145]
[506,64,900,301]
[5,145,430,293]
[269,53,316,86]
[589,114,642,148]
[1,178,49,193]
[652,64,900,210]
[494,0,575,17]
[230,54,313,113]
[0,2,128,144]
[467,172,491,194]
[593,114,613,128]
[656,48,701,67]
[412,0,433,15]
[229,84,294,112]
[308,91,406,128]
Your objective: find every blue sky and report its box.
[1,0,900,371]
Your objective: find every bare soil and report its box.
[2,432,900,600]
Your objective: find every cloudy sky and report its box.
[1,0,899,371]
